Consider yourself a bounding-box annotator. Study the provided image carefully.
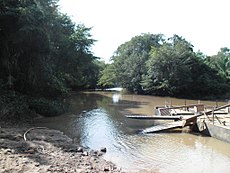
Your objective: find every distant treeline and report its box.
[99,34,230,99]
[0,1,229,119]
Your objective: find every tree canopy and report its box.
[0,0,101,96]
[110,33,164,93]
[100,34,230,99]
[0,0,103,117]
[0,0,229,119]
[204,47,230,84]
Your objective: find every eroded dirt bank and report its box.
[0,127,124,173]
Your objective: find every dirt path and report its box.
[0,127,124,173]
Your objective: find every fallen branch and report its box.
[23,127,48,141]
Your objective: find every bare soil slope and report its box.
[0,127,123,173]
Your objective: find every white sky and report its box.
[58,0,230,63]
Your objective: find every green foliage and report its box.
[97,63,117,88]
[28,98,67,116]
[142,35,229,98]
[80,58,104,89]
[0,91,33,124]
[0,90,67,123]
[0,0,98,97]
[111,33,164,93]
[142,35,195,96]
[107,34,230,99]
[205,47,230,83]
[0,0,102,118]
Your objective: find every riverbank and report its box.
[0,126,124,173]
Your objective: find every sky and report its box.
[58,0,230,63]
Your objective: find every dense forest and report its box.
[0,0,229,120]
[0,0,104,119]
[99,34,230,99]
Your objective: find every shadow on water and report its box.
[35,91,230,173]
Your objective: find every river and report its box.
[35,91,230,173]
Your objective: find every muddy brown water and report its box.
[35,91,230,173]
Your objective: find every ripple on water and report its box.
[35,92,230,173]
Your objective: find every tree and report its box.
[142,35,195,96]
[0,0,101,116]
[0,0,51,93]
[141,35,229,98]
[111,33,164,93]
[97,63,117,88]
[0,0,97,97]
[205,47,230,83]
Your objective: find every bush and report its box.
[28,98,68,116]
[0,91,33,125]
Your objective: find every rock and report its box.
[82,151,88,156]
[67,148,77,152]
[104,166,110,171]
[35,163,40,167]
[98,152,103,156]
[100,147,107,153]
[92,150,98,155]
[26,149,35,154]
[77,147,83,152]
[23,160,29,164]
[3,149,11,154]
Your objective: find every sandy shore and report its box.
[0,127,125,173]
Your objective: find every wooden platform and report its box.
[126,114,182,120]
[142,120,186,133]
[141,114,199,133]
[128,103,230,134]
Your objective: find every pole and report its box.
[212,107,214,124]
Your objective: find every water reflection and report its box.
[35,92,230,173]
[80,108,119,150]
[112,93,121,103]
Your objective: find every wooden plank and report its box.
[156,104,204,110]
[138,104,230,134]
[175,104,230,126]
[142,120,186,133]
[126,114,182,120]
[182,103,230,121]
[158,108,171,115]
[205,104,230,115]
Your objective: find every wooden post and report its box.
[228,100,230,114]
[212,107,214,124]
[184,100,187,111]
